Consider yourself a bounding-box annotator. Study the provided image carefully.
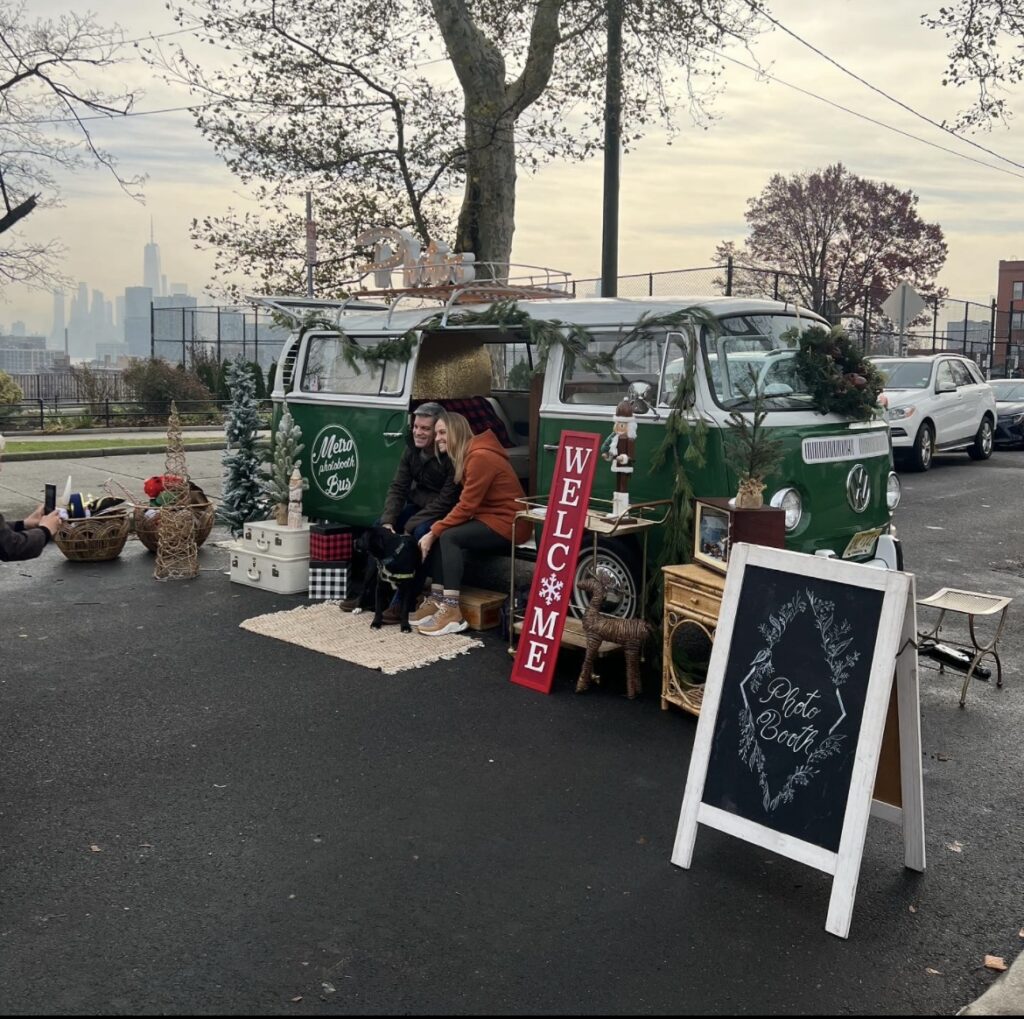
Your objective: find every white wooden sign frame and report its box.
[671,542,924,939]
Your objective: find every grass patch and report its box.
[5,438,226,454]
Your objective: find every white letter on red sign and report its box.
[524,641,547,672]
[560,477,582,506]
[547,541,570,573]
[563,446,593,474]
[529,606,558,640]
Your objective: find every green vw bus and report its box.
[265,293,901,617]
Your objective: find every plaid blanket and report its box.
[411,396,515,449]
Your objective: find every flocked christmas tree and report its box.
[219,356,268,535]
[262,406,307,525]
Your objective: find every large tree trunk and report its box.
[456,102,517,281]
[430,0,563,284]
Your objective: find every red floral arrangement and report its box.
[143,474,185,506]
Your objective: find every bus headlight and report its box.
[886,472,902,511]
[769,487,803,531]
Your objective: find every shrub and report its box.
[0,369,23,405]
[122,359,214,420]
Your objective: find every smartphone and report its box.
[44,484,56,514]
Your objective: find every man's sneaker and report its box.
[339,596,362,612]
[409,596,441,628]
[419,602,468,636]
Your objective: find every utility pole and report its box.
[305,192,316,298]
[600,0,623,298]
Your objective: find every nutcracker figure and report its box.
[601,399,637,521]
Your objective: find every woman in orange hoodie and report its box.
[414,412,532,636]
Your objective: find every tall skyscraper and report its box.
[143,219,162,297]
[49,289,65,345]
[124,286,153,358]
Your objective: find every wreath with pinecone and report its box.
[789,324,885,421]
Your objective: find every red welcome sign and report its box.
[510,431,601,694]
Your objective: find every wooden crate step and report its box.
[459,587,507,631]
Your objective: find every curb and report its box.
[2,443,245,462]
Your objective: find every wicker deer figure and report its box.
[575,572,652,699]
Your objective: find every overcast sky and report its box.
[4,0,1023,334]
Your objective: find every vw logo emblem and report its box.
[846,464,871,513]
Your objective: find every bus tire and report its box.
[569,537,643,620]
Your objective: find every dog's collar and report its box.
[380,564,416,583]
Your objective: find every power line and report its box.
[713,49,1024,183]
[746,2,1024,173]
[21,101,227,126]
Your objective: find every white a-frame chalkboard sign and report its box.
[671,543,924,939]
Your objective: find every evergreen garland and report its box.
[299,311,416,372]
[648,307,720,622]
[262,407,307,512]
[219,356,268,535]
[790,324,885,421]
[402,300,616,377]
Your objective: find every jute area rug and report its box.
[239,603,484,675]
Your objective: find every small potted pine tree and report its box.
[723,383,784,508]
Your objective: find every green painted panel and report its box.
[280,401,409,525]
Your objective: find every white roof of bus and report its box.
[313,295,822,335]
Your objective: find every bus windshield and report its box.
[700,313,817,410]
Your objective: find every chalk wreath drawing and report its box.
[738,588,861,813]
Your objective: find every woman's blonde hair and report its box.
[440,412,473,483]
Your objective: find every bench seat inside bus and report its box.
[412,396,530,481]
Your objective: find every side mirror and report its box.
[936,381,957,394]
[626,380,656,414]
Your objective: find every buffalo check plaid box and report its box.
[309,523,353,562]
[308,561,351,602]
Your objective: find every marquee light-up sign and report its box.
[355,226,476,289]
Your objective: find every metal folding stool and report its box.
[916,588,1013,708]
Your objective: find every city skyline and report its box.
[2,0,1023,333]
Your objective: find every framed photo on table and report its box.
[693,497,787,574]
[694,499,732,573]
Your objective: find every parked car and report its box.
[991,379,1024,449]
[869,355,997,471]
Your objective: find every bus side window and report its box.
[659,331,695,407]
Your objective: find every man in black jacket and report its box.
[341,402,457,616]
[379,401,458,540]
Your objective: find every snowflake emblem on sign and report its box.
[539,573,564,606]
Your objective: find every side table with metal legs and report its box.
[916,588,1013,708]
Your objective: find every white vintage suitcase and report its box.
[228,544,309,595]
[240,519,310,558]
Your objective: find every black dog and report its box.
[354,526,426,633]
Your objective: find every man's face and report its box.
[412,415,435,450]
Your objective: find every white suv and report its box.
[870,355,997,472]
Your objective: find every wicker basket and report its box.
[134,500,216,553]
[54,512,132,562]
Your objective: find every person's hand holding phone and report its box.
[38,510,63,536]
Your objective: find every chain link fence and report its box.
[152,306,290,371]
[573,262,1023,378]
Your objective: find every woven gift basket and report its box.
[54,511,132,562]
[133,491,216,553]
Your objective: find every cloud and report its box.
[4,0,1023,331]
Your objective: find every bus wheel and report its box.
[569,538,643,620]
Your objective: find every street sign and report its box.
[882,283,927,356]
[882,283,926,324]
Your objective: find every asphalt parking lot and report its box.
[1,446,1022,1015]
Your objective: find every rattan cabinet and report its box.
[661,563,726,716]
